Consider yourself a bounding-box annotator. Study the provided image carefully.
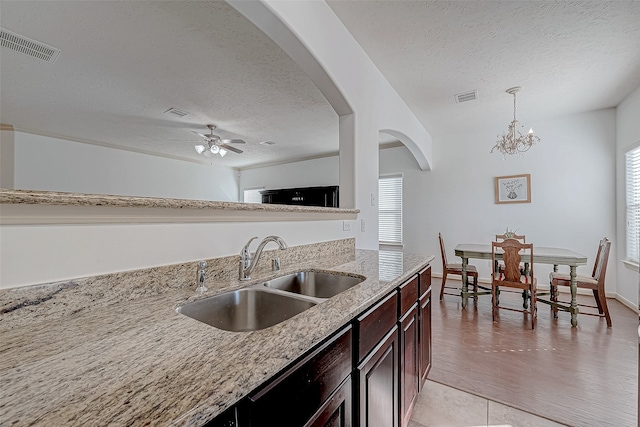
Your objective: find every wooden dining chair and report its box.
[495,233,529,307]
[549,237,612,327]
[438,233,479,301]
[491,238,537,329]
[495,232,527,277]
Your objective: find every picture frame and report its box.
[495,174,531,204]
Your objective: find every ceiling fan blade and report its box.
[192,131,210,140]
[220,138,246,144]
[221,144,243,154]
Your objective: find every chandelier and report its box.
[491,87,540,156]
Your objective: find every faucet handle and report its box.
[196,260,207,293]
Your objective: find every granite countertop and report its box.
[0,249,433,426]
[0,188,359,214]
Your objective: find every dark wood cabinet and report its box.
[356,326,399,427]
[356,291,398,362]
[305,377,352,427]
[418,267,432,390]
[246,326,352,427]
[398,275,419,427]
[399,304,419,427]
[208,263,433,427]
[205,405,237,427]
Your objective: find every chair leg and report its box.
[550,283,558,319]
[592,289,604,314]
[530,286,537,330]
[439,270,447,301]
[596,290,612,327]
[492,285,497,321]
[472,275,478,305]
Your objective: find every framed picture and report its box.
[495,174,531,204]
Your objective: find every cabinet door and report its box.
[418,289,432,390]
[418,266,431,299]
[305,377,352,427]
[356,325,399,427]
[248,326,353,427]
[399,304,419,427]
[356,291,398,362]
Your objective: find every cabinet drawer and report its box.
[356,291,398,362]
[248,326,353,427]
[399,275,418,316]
[418,265,432,298]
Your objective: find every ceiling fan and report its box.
[193,124,245,157]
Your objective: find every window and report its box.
[243,188,263,204]
[379,175,403,245]
[625,145,640,263]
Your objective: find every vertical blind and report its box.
[379,175,403,245]
[625,146,640,263]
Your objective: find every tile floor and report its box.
[410,380,568,427]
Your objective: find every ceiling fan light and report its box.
[195,144,206,154]
[203,149,212,158]
[219,147,228,157]
[210,145,220,154]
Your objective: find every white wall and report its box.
[230,0,432,251]
[12,131,240,202]
[240,156,339,194]
[0,220,353,289]
[245,109,618,293]
[384,109,617,293]
[616,84,640,307]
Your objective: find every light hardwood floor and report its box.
[424,278,638,427]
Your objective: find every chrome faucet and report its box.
[239,236,288,281]
[196,260,207,293]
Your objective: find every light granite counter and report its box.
[0,239,433,426]
[0,189,359,224]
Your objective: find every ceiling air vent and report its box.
[0,28,60,63]
[164,108,189,117]
[454,90,478,103]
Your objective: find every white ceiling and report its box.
[327,0,640,136]
[1,1,639,169]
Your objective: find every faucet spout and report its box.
[239,235,288,281]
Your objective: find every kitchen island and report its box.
[0,242,433,426]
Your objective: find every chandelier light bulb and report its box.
[194,144,206,154]
[210,145,220,155]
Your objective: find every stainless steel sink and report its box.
[177,288,316,332]
[263,271,365,299]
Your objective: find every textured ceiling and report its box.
[1,1,640,170]
[327,0,640,137]
[0,1,337,168]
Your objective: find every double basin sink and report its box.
[177,271,365,332]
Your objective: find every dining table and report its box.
[454,244,588,326]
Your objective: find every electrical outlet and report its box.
[361,219,366,232]
[343,221,351,231]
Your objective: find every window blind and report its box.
[379,175,403,245]
[625,146,640,263]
